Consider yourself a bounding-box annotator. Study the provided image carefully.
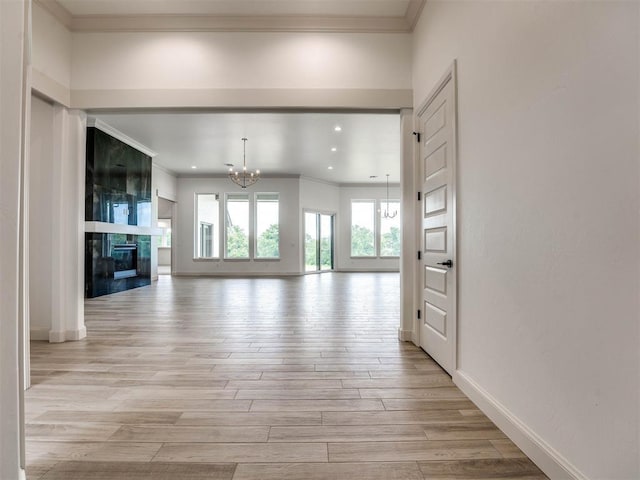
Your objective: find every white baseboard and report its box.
[173,272,300,277]
[397,328,413,341]
[66,326,87,341]
[48,327,87,343]
[453,370,587,480]
[29,327,49,341]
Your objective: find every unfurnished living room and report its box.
[1,1,639,480]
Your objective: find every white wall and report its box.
[338,185,400,272]
[300,177,340,213]
[71,32,411,90]
[29,95,55,339]
[31,2,71,105]
[413,2,639,478]
[175,177,301,275]
[68,31,412,109]
[153,164,177,202]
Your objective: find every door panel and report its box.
[417,70,457,375]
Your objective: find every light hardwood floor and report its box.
[26,273,547,480]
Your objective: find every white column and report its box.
[399,108,417,343]
[0,0,28,477]
[49,106,86,343]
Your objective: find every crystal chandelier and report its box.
[382,174,397,218]
[228,138,260,188]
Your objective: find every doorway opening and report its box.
[305,211,335,272]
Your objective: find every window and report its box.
[350,200,376,257]
[225,193,249,259]
[350,199,401,258]
[255,193,279,258]
[380,200,400,257]
[195,194,219,258]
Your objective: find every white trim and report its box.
[48,326,87,343]
[85,221,163,236]
[338,268,399,273]
[72,88,413,110]
[173,272,300,277]
[30,69,71,107]
[152,162,177,177]
[453,370,588,480]
[34,0,427,34]
[404,0,426,30]
[33,0,72,29]
[19,468,26,480]
[29,327,49,342]
[397,328,413,341]
[87,118,157,158]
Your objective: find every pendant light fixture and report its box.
[382,174,397,219]
[228,138,260,188]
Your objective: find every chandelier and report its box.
[382,174,397,218]
[228,138,260,188]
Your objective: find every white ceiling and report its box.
[93,111,401,183]
[57,0,412,17]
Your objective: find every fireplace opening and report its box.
[112,243,138,279]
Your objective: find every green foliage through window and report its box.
[226,224,248,258]
[257,223,279,258]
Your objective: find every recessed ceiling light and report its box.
[191,166,197,169]
[334,126,342,132]
[331,147,337,152]
[328,166,334,170]
[369,175,378,179]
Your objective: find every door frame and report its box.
[414,60,459,373]
[302,208,337,274]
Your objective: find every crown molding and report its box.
[69,14,411,33]
[34,0,72,29]
[34,0,426,33]
[405,0,426,30]
[87,118,157,158]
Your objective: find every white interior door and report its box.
[417,67,457,375]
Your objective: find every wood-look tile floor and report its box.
[26,273,547,480]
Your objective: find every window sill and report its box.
[254,258,280,262]
[193,257,221,262]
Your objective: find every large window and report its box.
[195,193,219,258]
[380,200,401,257]
[350,200,376,257]
[225,193,250,259]
[350,199,400,258]
[255,193,279,259]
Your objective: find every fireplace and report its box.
[112,243,137,279]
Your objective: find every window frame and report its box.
[379,199,401,258]
[254,192,280,260]
[193,193,220,260]
[350,199,377,258]
[349,198,401,259]
[224,192,251,260]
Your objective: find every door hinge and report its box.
[412,131,421,143]
[417,251,421,260]
[417,309,421,320]
[417,192,421,202]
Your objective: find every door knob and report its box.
[437,260,453,268]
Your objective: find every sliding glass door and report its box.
[305,212,334,272]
